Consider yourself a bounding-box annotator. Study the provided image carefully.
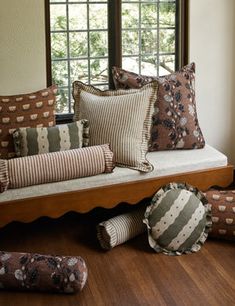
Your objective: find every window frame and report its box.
[45,0,189,123]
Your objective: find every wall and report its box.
[189,0,235,164]
[0,0,235,163]
[0,0,46,94]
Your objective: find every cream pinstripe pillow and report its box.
[73,81,158,172]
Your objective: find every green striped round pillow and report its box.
[143,182,212,255]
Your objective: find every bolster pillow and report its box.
[0,251,87,293]
[0,144,114,192]
[97,206,146,250]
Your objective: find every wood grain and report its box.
[0,209,234,306]
[0,165,233,228]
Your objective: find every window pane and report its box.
[51,33,67,59]
[90,31,108,57]
[90,58,108,84]
[122,3,139,29]
[159,2,176,28]
[70,60,89,83]
[69,4,87,30]
[141,4,157,27]
[89,4,107,29]
[52,61,68,87]
[159,29,175,53]
[50,5,67,31]
[159,55,175,76]
[141,30,157,55]
[122,30,139,55]
[70,32,88,58]
[122,57,139,74]
[141,55,157,76]
[56,88,69,114]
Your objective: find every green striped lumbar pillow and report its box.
[13,119,89,157]
[143,182,212,255]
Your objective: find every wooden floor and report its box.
[0,203,234,306]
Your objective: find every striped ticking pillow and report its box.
[13,120,89,157]
[97,206,146,250]
[73,81,158,172]
[143,182,212,255]
[0,144,114,192]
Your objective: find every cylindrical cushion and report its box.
[97,206,146,250]
[0,251,87,293]
[0,159,9,192]
[0,144,114,192]
[205,189,235,240]
[143,182,212,255]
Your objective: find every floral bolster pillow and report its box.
[0,251,87,293]
[0,144,115,192]
[112,63,205,151]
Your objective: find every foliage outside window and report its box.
[46,0,187,115]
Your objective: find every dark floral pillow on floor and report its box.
[0,251,88,293]
[112,63,205,151]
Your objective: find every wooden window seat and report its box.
[0,144,233,228]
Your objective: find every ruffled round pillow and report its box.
[143,182,212,255]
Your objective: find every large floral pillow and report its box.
[112,63,205,151]
[0,85,57,159]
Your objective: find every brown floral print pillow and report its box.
[112,63,205,151]
[0,251,88,293]
[0,85,57,159]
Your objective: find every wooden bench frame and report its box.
[0,164,233,228]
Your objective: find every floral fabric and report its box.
[112,63,205,151]
[0,251,87,293]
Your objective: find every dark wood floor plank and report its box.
[0,208,234,306]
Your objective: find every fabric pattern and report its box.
[97,206,146,250]
[73,81,158,172]
[205,189,235,240]
[0,85,57,159]
[0,251,87,293]
[13,119,89,157]
[143,182,212,255]
[0,144,114,192]
[112,63,205,151]
[0,159,8,193]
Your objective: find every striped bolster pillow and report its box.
[0,144,114,192]
[97,206,146,250]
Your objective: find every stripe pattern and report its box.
[0,159,9,192]
[97,206,146,250]
[13,120,89,157]
[73,81,158,172]
[5,144,114,190]
[143,182,212,255]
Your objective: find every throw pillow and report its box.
[0,251,87,293]
[73,81,158,172]
[205,189,235,241]
[13,119,89,157]
[0,85,57,159]
[97,206,146,250]
[112,63,205,151]
[0,144,114,192]
[143,182,212,255]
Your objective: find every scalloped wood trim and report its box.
[0,165,233,228]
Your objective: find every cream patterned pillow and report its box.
[73,81,158,172]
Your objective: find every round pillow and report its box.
[143,182,212,255]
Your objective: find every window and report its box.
[45,0,188,118]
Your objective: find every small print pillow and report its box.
[0,85,57,159]
[205,189,235,241]
[112,63,205,151]
[13,119,89,157]
[143,182,212,255]
[73,81,158,172]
